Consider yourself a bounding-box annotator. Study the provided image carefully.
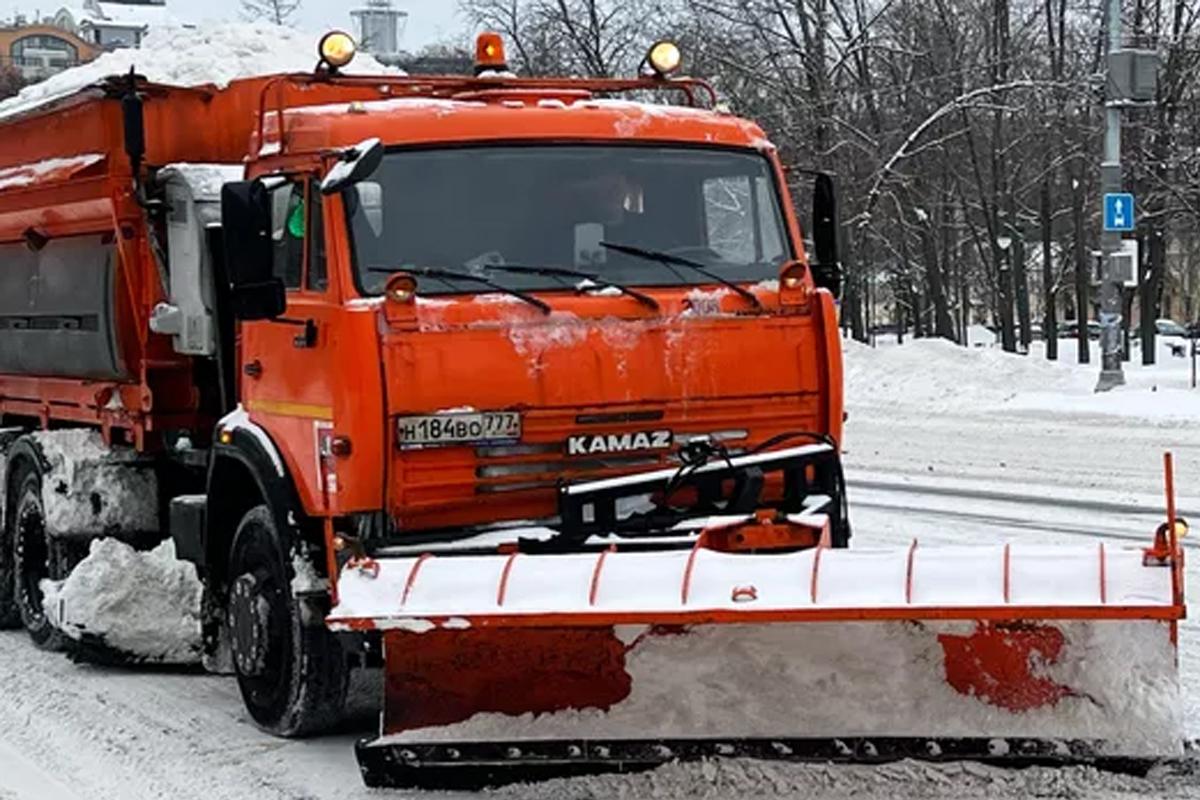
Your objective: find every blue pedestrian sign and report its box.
[1104,193,1135,232]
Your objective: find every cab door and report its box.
[239,178,340,515]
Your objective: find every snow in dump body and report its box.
[327,542,1174,623]
[41,538,203,664]
[0,22,400,122]
[0,154,105,191]
[371,620,1182,754]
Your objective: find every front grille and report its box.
[471,429,749,495]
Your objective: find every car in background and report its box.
[1156,318,1189,338]
[1062,321,1101,340]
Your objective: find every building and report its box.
[0,21,100,81]
[352,0,407,65]
[54,0,171,50]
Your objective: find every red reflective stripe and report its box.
[905,538,918,604]
[400,553,432,607]
[1099,542,1108,605]
[810,546,824,604]
[497,552,519,607]
[1002,543,1011,604]
[589,545,616,607]
[681,536,706,606]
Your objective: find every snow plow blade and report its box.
[332,538,1186,788]
[330,453,1187,789]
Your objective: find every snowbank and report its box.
[0,22,399,121]
[844,338,1078,412]
[42,538,203,665]
[845,337,1200,422]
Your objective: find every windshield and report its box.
[346,145,791,295]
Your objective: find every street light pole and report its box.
[1096,0,1126,391]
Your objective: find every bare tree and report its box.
[450,0,1200,351]
[241,0,302,26]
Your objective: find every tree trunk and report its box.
[1014,233,1031,351]
[1072,165,1090,364]
[1142,230,1164,364]
[1040,176,1058,360]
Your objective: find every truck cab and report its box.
[0,32,846,737]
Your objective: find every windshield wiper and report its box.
[599,241,763,311]
[368,266,552,314]
[482,264,660,311]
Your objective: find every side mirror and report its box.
[811,173,843,296]
[321,138,384,196]
[221,181,285,320]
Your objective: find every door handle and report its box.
[243,360,263,378]
[276,317,318,349]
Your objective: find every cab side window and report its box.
[272,182,306,289]
[307,187,328,291]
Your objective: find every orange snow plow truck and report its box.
[0,31,1187,788]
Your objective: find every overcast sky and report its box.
[0,1,467,49]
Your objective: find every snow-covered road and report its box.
[5,339,1200,798]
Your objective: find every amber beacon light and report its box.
[475,32,508,74]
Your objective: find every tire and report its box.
[0,479,19,629]
[10,460,67,649]
[228,505,347,737]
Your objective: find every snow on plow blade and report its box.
[330,533,1186,788]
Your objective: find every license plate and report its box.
[396,412,521,448]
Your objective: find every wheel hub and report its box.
[230,573,272,677]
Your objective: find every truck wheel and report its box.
[10,461,67,650]
[228,504,347,737]
[0,483,18,629]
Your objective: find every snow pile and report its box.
[33,430,159,537]
[386,621,1181,755]
[844,338,1079,413]
[844,337,1200,422]
[42,538,203,665]
[0,22,399,121]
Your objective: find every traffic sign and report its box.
[1104,193,1135,232]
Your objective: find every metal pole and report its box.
[1096,0,1125,391]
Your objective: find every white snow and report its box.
[378,620,1180,754]
[42,538,202,665]
[846,336,1200,421]
[0,22,398,122]
[160,163,244,200]
[33,430,159,537]
[290,553,327,595]
[684,287,732,316]
[0,154,105,191]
